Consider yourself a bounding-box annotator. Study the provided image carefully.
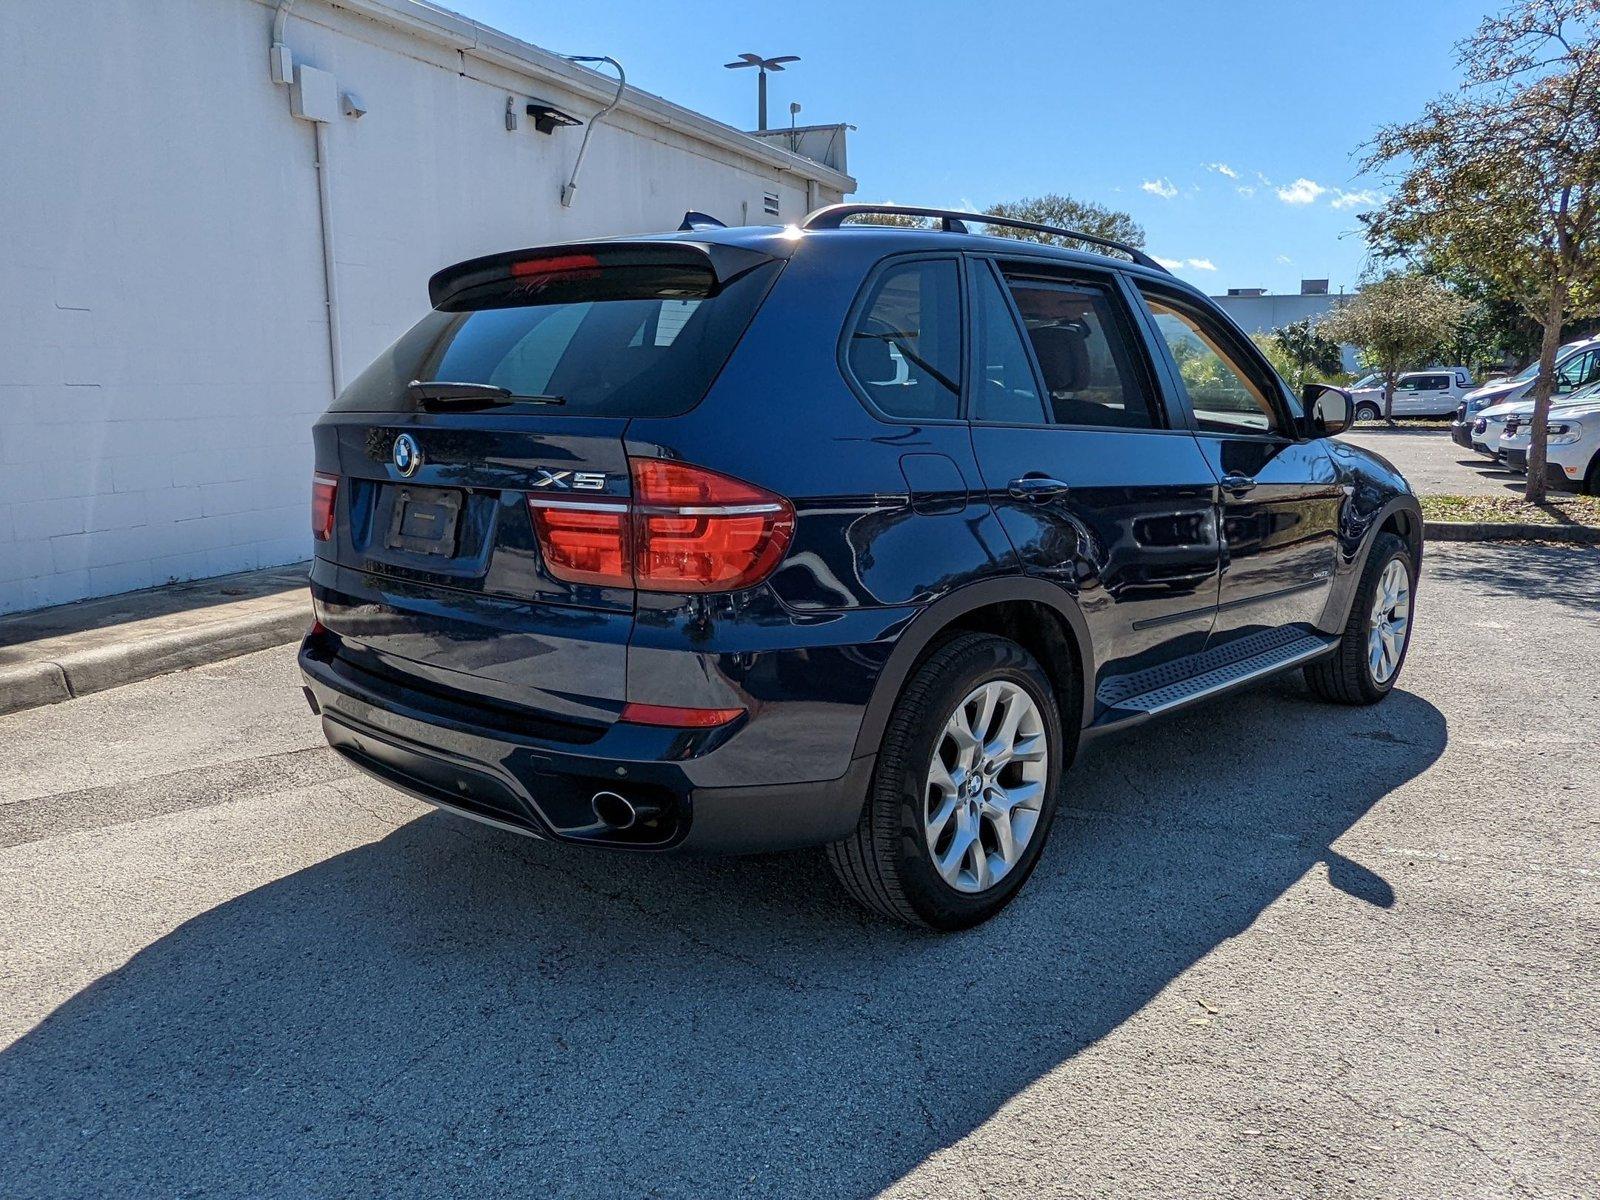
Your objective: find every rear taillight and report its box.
[527,503,632,588]
[630,460,794,592]
[311,472,338,541]
[527,460,794,593]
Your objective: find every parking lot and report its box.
[1,541,1596,1199]
[1340,426,1524,498]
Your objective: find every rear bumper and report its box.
[300,633,874,853]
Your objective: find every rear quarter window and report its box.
[843,258,963,421]
[333,260,781,417]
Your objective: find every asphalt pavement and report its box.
[1338,427,1525,498]
[1,542,1595,1199]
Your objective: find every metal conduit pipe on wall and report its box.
[270,0,345,399]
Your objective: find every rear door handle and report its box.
[1007,475,1070,502]
[1220,472,1258,496]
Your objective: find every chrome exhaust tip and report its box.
[591,790,639,830]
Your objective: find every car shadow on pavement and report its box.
[0,680,1446,1198]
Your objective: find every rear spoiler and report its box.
[427,241,777,309]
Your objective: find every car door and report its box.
[963,255,1222,696]
[1129,283,1343,645]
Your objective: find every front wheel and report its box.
[1304,532,1415,705]
[826,633,1064,930]
[1354,401,1383,423]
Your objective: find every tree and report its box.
[981,193,1145,257]
[1362,0,1600,500]
[848,210,933,227]
[1271,318,1347,389]
[1317,274,1470,418]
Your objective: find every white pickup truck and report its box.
[1349,368,1475,421]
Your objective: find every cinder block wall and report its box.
[0,0,848,614]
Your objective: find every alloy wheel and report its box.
[923,680,1049,894]
[1367,558,1412,684]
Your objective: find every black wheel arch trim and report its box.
[1322,493,1423,634]
[849,577,1095,761]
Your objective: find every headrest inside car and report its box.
[1027,322,1090,393]
[849,333,898,384]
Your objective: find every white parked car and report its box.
[1467,404,1518,458]
[1464,373,1600,458]
[1452,337,1600,448]
[1349,368,1474,421]
[1494,393,1600,493]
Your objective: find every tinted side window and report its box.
[1004,277,1157,429]
[1558,349,1600,390]
[970,265,1046,424]
[845,259,962,420]
[1141,294,1282,435]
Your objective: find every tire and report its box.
[1304,532,1415,705]
[1584,452,1600,495]
[826,632,1065,931]
[1354,401,1382,423]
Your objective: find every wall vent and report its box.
[762,191,780,216]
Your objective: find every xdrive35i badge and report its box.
[392,433,422,477]
[531,469,606,491]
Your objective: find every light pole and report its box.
[723,52,799,131]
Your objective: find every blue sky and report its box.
[446,0,1492,294]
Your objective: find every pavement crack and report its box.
[1324,1055,1540,1198]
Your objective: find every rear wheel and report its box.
[1304,532,1414,705]
[826,633,1064,930]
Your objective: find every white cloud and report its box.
[1276,177,1327,205]
[1204,162,1238,179]
[1153,255,1184,270]
[1236,185,1256,198]
[1331,188,1383,210]
[1186,258,1217,271]
[1141,178,1179,199]
[1276,254,1294,265]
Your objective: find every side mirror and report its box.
[1302,383,1352,437]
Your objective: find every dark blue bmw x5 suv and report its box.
[299,204,1422,929]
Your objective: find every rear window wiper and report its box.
[406,380,566,408]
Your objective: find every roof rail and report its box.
[800,204,1171,275]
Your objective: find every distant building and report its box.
[1213,281,1359,371]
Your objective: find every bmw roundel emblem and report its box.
[393,433,421,477]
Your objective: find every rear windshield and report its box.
[333,260,782,417]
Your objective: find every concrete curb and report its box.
[1425,519,1600,543]
[0,606,310,717]
[0,564,311,718]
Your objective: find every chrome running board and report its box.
[1093,628,1337,726]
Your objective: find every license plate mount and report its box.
[384,486,462,557]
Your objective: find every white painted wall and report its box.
[0,0,852,614]
[1212,292,1361,372]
